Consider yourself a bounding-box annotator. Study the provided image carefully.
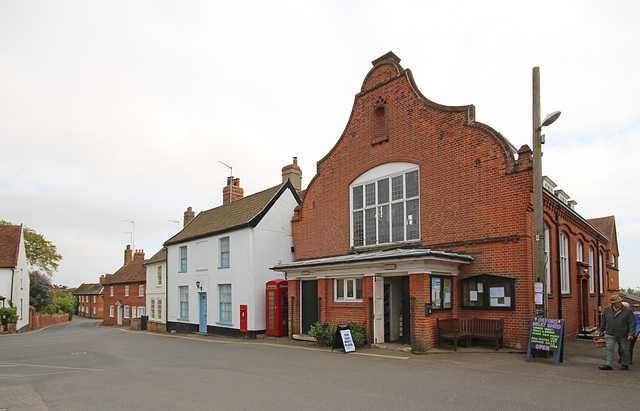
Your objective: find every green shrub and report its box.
[348,321,368,348]
[0,306,18,323]
[308,322,337,345]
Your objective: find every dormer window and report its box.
[351,163,419,247]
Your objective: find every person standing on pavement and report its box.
[598,295,635,370]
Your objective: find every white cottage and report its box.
[144,247,167,331]
[0,224,30,332]
[164,164,301,337]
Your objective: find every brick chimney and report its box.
[184,206,195,228]
[124,245,132,265]
[282,157,302,192]
[133,249,145,262]
[99,274,112,284]
[222,177,244,204]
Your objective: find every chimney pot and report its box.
[184,206,195,228]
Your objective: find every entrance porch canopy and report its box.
[271,248,474,279]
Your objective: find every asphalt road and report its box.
[1,317,639,410]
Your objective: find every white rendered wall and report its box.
[146,260,166,323]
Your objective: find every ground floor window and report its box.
[179,286,189,320]
[335,278,363,302]
[151,299,155,319]
[431,276,452,309]
[124,306,130,319]
[138,307,145,317]
[132,306,138,318]
[461,274,515,310]
[157,299,162,321]
[110,305,114,317]
[219,284,232,324]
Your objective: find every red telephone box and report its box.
[266,279,288,336]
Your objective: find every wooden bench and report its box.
[438,317,504,351]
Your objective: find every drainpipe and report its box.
[317,296,321,324]
[410,296,416,354]
[555,207,563,319]
[290,295,294,339]
[368,296,373,348]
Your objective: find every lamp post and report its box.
[533,67,561,318]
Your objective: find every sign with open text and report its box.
[526,317,564,366]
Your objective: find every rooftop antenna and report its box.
[123,220,135,250]
[219,161,233,204]
[167,219,180,231]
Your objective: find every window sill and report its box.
[216,321,232,326]
[177,317,189,321]
[218,266,230,269]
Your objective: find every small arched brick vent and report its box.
[372,103,389,145]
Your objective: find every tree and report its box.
[30,270,53,309]
[1,220,62,276]
[625,287,640,298]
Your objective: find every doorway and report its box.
[199,292,207,333]
[301,280,318,334]
[382,276,410,344]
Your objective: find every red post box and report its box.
[240,305,247,333]
[266,279,288,336]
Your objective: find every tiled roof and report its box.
[588,216,615,239]
[74,283,104,296]
[165,181,299,246]
[102,260,146,285]
[0,225,22,268]
[144,247,166,266]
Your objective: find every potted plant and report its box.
[308,322,336,346]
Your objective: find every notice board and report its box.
[332,324,356,353]
[526,317,564,365]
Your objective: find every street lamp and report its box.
[533,67,561,319]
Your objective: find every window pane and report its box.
[377,179,389,204]
[431,277,442,308]
[405,170,419,198]
[365,183,376,206]
[353,186,363,210]
[406,199,419,240]
[355,279,363,300]
[347,279,354,298]
[353,211,364,247]
[336,279,344,300]
[378,205,390,243]
[391,203,404,242]
[219,284,232,323]
[365,208,377,245]
[391,175,404,200]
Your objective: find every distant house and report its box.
[102,246,146,326]
[164,161,301,337]
[144,247,167,331]
[74,283,104,319]
[0,224,30,332]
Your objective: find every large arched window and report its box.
[351,163,419,247]
[559,232,570,294]
[544,224,551,294]
[588,247,595,294]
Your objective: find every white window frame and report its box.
[138,307,145,317]
[151,299,155,319]
[220,237,230,268]
[124,305,130,319]
[139,284,144,297]
[576,240,583,262]
[110,305,114,317]
[588,247,595,294]
[93,307,96,315]
[219,284,232,324]
[559,232,570,294]
[110,286,114,297]
[334,278,363,302]
[598,252,604,293]
[93,295,96,303]
[132,306,138,318]
[157,299,162,321]
[350,163,420,248]
[179,246,188,272]
[125,285,129,297]
[157,266,162,286]
[179,286,189,320]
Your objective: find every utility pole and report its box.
[533,67,546,318]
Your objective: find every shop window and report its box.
[431,276,452,310]
[461,274,515,310]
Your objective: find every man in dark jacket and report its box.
[598,294,636,370]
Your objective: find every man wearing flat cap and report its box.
[598,294,636,370]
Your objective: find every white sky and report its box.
[1,1,639,289]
